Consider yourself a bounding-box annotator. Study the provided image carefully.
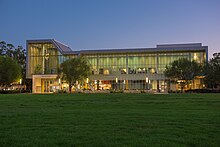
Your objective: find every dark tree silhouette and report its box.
[164,58,202,92]
[60,56,91,93]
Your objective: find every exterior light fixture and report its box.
[116,77,118,83]
[123,80,126,84]
[59,78,61,84]
[146,77,148,83]
[19,79,22,93]
[86,78,89,84]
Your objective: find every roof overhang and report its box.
[27,39,74,54]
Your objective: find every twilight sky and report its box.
[1,0,220,58]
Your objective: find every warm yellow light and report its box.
[45,53,49,60]
[194,53,198,60]
[116,77,118,83]
[146,77,148,83]
[59,78,61,84]
[177,80,186,83]
[19,79,22,85]
[86,78,89,84]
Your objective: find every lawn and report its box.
[0,93,220,146]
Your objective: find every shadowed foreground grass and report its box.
[0,93,220,146]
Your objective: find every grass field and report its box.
[0,93,220,146]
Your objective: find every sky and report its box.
[1,0,220,58]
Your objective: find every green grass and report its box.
[0,93,220,146]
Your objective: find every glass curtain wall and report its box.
[85,50,206,90]
[98,54,127,75]
[128,54,157,74]
[28,43,73,78]
[28,42,207,91]
[157,52,190,73]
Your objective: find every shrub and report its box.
[0,89,31,94]
[110,90,124,93]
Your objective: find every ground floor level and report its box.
[32,74,205,93]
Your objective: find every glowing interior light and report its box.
[146,77,148,83]
[194,53,198,60]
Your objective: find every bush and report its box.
[168,89,220,93]
[57,89,67,94]
[168,90,182,93]
[185,89,220,93]
[0,89,31,94]
[140,90,146,93]
[110,90,124,93]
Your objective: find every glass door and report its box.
[42,79,59,93]
[43,80,50,92]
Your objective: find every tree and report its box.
[0,41,26,67]
[6,44,15,57]
[164,58,202,92]
[0,41,7,55]
[0,56,21,88]
[60,56,91,93]
[204,53,220,89]
[0,41,27,86]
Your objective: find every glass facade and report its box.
[27,42,76,78]
[27,43,58,77]
[27,40,207,93]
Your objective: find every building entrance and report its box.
[42,79,60,93]
[32,75,59,93]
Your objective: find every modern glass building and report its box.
[26,39,208,93]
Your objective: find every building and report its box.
[26,39,208,93]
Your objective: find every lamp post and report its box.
[86,78,89,90]
[145,77,148,90]
[115,77,118,90]
[19,79,22,93]
[58,78,61,91]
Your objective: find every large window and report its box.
[28,43,59,77]
[98,54,126,75]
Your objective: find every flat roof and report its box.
[27,39,208,55]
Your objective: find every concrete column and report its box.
[32,76,35,93]
[42,44,45,74]
[97,55,99,75]
[126,54,128,74]
[126,80,129,90]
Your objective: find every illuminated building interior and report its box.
[26,39,208,93]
